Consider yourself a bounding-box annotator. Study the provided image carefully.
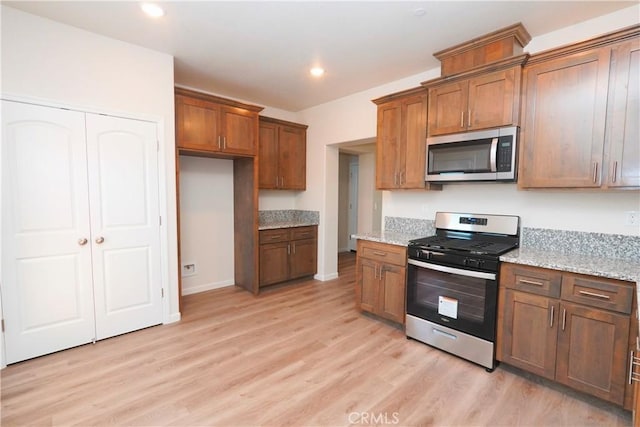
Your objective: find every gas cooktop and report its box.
[409,235,518,256]
[408,212,521,261]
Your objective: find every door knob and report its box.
[78,238,88,246]
[95,236,105,244]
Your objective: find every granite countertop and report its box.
[259,220,318,230]
[258,209,319,230]
[351,231,423,247]
[500,247,639,283]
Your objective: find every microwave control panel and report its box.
[497,137,513,172]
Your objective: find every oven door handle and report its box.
[408,259,496,281]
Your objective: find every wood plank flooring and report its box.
[1,252,632,426]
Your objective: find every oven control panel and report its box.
[460,217,487,226]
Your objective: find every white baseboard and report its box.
[165,312,181,324]
[182,279,235,296]
[314,272,339,281]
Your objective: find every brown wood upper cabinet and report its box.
[175,87,261,157]
[427,66,521,136]
[519,27,640,189]
[497,263,636,407]
[258,117,307,190]
[373,88,440,190]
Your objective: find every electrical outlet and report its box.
[625,211,639,227]
[182,262,197,277]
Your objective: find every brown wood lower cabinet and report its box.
[355,240,406,325]
[259,226,317,287]
[497,262,636,408]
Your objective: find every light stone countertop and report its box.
[259,221,318,230]
[500,247,639,283]
[351,231,425,247]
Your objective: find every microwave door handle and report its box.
[489,137,498,172]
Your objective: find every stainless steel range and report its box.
[406,212,520,371]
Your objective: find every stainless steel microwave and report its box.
[426,126,518,182]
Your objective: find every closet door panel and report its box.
[1,101,95,364]
[85,114,163,340]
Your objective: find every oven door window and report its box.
[407,263,497,341]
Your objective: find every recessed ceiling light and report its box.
[141,3,165,18]
[310,67,325,77]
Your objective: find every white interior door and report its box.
[1,101,96,364]
[85,114,162,340]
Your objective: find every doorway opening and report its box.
[336,139,382,257]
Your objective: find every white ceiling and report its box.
[4,1,637,111]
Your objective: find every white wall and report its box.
[357,152,382,233]
[179,157,235,294]
[299,5,640,280]
[337,154,352,251]
[0,5,180,331]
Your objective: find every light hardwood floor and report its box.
[1,252,632,426]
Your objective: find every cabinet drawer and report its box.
[259,229,290,244]
[561,273,633,314]
[501,263,562,298]
[290,226,317,241]
[358,240,406,266]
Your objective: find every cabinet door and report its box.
[176,95,221,151]
[468,67,518,130]
[607,38,640,188]
[259,242,290,286]
[379,264,406,324]
[376,102,402,189]
[427,81,468,136]
[258,121,278,189]
[356,258,379,314]
[1,101,96,364]
[499,289,558,380]
[556,302,630,405]
[400,96,427,189]
[222,106,257,156]
[520,47,611,188]
[289,238,317,279]
[278,125,306,190]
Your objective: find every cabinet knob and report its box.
[78,238,88,246]
[95,236,105,244]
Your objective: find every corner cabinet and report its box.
[258,116,307,190]
[425,65,523,136]
[355,240,407,324]
[175,87,261,157]
[372,88,440,191]
[519,26,640,189]
[497,263,637,408]
[259,226,317,287]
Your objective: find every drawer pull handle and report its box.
[372,251,387,256]
[578,290,610,300]
[549,305,554,328]
[561,308,567,331]
[519,279,544,287]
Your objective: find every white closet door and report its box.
[1,101,95,364]
[85,114,162,340]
